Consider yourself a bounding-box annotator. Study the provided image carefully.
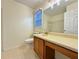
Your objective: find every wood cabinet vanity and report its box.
[34,36,45,59]
[34,33,78,59]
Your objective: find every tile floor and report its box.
[2,43,39,59]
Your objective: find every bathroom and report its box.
[1,0,78,59]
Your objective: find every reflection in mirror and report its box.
[43,0,78,35]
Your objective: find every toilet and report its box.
[24,38,33,44]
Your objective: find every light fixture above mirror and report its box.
[48,0,69,9]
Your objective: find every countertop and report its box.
[34,33,78,52]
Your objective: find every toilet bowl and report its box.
[24,38,33,44]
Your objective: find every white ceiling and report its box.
[44,0,78,16]
[15,0,48,9]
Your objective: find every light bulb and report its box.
[57,2,60,6]
[48,2,54,9]
[56,0,61,6]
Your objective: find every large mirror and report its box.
[43,0,78,35]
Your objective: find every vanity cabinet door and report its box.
[34,36,45,59]
[38,39,44,59]
[34,37,39,54]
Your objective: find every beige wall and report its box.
[2,0,33,51]
[48,13,64,33]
